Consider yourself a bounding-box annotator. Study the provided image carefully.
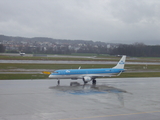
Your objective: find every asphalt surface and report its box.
[1,60,160,65]
[0,78,160,120]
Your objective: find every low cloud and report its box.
[0,0,160,45]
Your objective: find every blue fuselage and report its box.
[49,68,124,79]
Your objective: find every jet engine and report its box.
[83,76,92,83]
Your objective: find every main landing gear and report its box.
[57,79,96,85]
[92,79,96,85]
[83,78,97,85]
[83,78,88,84]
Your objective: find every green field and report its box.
[0,63,114,70]
[0,54,160,80]
[0,74,48,80]
[0,54,160,62]
[119,72,160,78]
[0,63,160,71]
[0,63,160,79]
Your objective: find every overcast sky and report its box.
[0,0,160,45]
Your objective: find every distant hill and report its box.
[1,35,160,57]
[0,35,107,45]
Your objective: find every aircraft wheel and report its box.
[92,79,96,85]
[84,81,88,84]
[57,80,60,85]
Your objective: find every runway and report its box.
[0,60,160,65]
[0,77,160,120]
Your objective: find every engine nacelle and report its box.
[83,76,92,82]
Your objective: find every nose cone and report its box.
[48,74,53,78]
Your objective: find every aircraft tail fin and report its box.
[113,55,126,69]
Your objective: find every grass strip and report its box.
[0,63,114,69]
[0,74,48,80]
[0,55,160,62]
[117,72,160,78]
[1,63,160,70]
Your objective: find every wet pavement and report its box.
[1,60,160,65]
[0,78,160,120]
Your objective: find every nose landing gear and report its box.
[57,79,60,85]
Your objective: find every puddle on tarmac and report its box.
[49,82,131,95]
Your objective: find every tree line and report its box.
[110,43,160,57]
[1,43,160,57]
[0,44,5,53]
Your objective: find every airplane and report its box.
[47,55,126,84]
[19,51,25,56]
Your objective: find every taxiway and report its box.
[0,78,160,120]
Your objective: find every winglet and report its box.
[113,55,126,69]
